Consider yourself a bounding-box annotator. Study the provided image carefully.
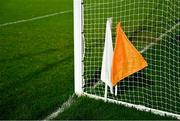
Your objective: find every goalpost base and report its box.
[82,92,180,120]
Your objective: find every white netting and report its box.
[82,0,180,117]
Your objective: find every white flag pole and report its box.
[104,83,108,102]
[115,85,118,96]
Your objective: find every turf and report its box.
[0,0,73,119]
[0,0,179,120]
[56,96,175,120]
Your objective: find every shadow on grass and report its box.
[0,48,61,63]
[83,67,101,88]
[0,55,73,119]
[116,71,154,95]
[84,68,154,95]
[0,55,72,92]
[22,56,72,81]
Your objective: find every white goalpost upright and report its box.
[74,0,180,119]
[74,0,83,95]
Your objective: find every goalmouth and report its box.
[74,0,180,119]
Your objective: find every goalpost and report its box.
[74,0,180,119]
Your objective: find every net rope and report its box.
[83,0,180,116]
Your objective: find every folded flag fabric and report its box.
[111,22,148,86]
[101,18,114,94]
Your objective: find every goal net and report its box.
[75,0,180,118]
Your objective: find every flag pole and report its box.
[104,83,108,102]
[115,85,118,96]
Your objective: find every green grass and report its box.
[0,0,73,119]
[0,0,179,120]
[0,0,71,24]
[56,96,175,120]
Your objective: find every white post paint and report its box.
[74,0,83,95]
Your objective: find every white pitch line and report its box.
[44,93,76,120]
[1,9,73,120]
[0,10,72,27]
[140,42,156,53]
[140,22,180,53]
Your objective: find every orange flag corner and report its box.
[111,22,148,86]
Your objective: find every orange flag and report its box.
[111,22,148,86]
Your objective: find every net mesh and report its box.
[83,0,180,115]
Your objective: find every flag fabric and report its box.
[101,18,114,94]
[111,22,148,86]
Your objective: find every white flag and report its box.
[101,18,113,94]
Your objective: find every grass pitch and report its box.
[0,0,178,120]
[0,0,73,119]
